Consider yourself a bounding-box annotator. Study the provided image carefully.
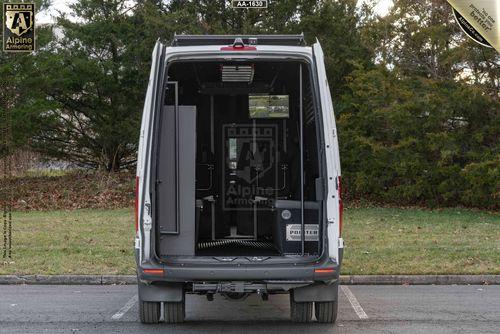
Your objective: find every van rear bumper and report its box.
[136,249,342,284]
[136,250,343,302]
[139,264,339,283]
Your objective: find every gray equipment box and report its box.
[273,200,320,255]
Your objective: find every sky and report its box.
[37,0,394,24]
[371,0,393,16]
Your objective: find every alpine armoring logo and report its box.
[3,3,35,52]
[222,124,278,211]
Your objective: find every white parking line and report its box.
[111,295,138,320]
[341,286,368,319]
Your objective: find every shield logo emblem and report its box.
[223,124,278,211]
[5,6,33,36]
[3,3,35,52]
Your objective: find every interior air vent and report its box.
[221,65,254,83]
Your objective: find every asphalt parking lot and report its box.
[0,285,498,333]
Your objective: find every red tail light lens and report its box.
[135,176,139,232]
[220,45,257,51]
[143,269,163,275]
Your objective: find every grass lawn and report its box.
[1,209,136,275]
[342,207,499,275]
[0,207,498,275]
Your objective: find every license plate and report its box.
[232,1,268,9]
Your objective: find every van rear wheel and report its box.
[164,300,185,323]
[139,300,160,324]
[315,300,338,323]
[290,292,313,322]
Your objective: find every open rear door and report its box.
[312,41,342,263]
[156,100,197,256]
[138,40,166,263]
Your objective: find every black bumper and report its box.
[136,249,343,284]
[136,249,343,302]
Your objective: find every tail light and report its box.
[338,176,343,236]
[135,176,139,232]
[220,45,257,51]
[143,268,163,275]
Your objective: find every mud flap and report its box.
[292,281,339,302]
[138,282,184,302]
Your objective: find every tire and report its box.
[139,300,160,324]
[290,292,313,323]
[315,300,338,323]
[164,300,185,323]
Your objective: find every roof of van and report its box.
[166,34,313,58]
[171,34,306,47]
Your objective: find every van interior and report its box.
[154,60,322,258]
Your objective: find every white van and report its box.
[135,35,343,324]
